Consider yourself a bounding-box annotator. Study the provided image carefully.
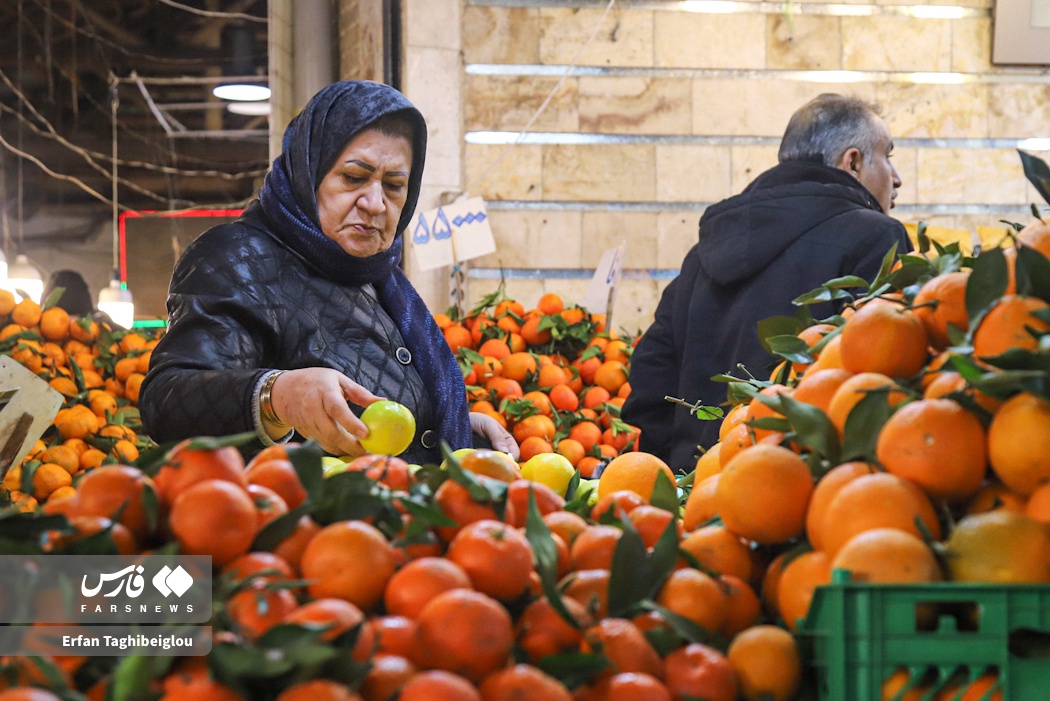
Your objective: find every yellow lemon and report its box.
[359,400,416,456]
[521,453,576,497]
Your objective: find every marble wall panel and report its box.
[579,77,692,135]
[404,0,460,51]
[539,8,654,67]
[472,209,584,269]
[891,147,919,207]
[614,278,665,336]
[876,83,990,138]
[582,211,659,268]
[842,17,952,72]
[657,212,700,269]
[730,145,780,194]
[541,145,656,201]
[916,148,1030,205]
[988,85,1050,139]
[464,144,543,200]
[654,12,766,70]
[464,76,579,133]
[656,145,733,203]
[693,79,877,136]
[463,7,540,64]
[766,14,843,70]
[951,18,994,73]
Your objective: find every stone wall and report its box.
[403,0,1050,334]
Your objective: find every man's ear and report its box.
[834,147,863,177]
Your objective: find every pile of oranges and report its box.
[1,215,1049,701]
[436,291,642,475]
[0,289,158,511]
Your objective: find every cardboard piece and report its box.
[582,243,626,323]
[0,356,64,478]
[409,198,497,271]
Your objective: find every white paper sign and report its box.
[410,197,497,271]
[446,197,497,262]
[582,242,626,320]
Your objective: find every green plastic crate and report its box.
[798,571,1050,700]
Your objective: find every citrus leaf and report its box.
[767,335,814,365]
[1019,149,1050,207]
[778,393,840,465]
[638,600,718,646]
[607,514,654,616]
[876,240,902,280]
[965,247,1008,325]
[649,470,681,515]
[535,652,610,690]
[840,391,896,463]
[1015,245,1050,302]
[647,515,683,587]
[286,440,325,504]
[757,316,807,355]
[252,503,311,552]
[524,489,582,630]
[111,655,165,701]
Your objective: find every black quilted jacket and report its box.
[621,161,912,471]
[138,202,440,464]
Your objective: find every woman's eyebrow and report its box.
[345,159,408,177]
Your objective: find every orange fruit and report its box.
[399,671,480,701]
[169,479,256,566]
[804,461,876,550]
[682,473,721,532]
[246,458,309,509]
[655,568,728,633]
[726,625,802,701]
[840,301,928,378]
[912,271,970,350]
[817,471,942,558]
[221,552,295,583]
[537,293,564,315]
[360,655,416,701]
[777,550,832,630]
[663,643,737,701]
[597,452,676,502]
[367,616,417,658]
[944,510,1050,583]
[792,368,853,415]
[678,525,753,582]
[826,372,908,435]
[284,598,368,648]
[876,398,987,503]
[973,295,1050,359]
[570,525,623,571]
[516,596,590,662]
[275,680,362,701]
[11,299,42,328]
[300,520,397,610]
[987,392,1050,495]
[831,528,943,584]
[581,617,663,680]
[478,664,572,701]
[720,575,762,638]
[598,673,673,701]
[560,568,610,620]
[75,464,155,541]
[413,589,513,682]
[154,440,247,508]
[445,520,533,603]
[226,582,298,641]
[716,444,813,544]
[593,361,629,394]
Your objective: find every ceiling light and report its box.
[213,84,271,102]
[5,254,43,304]
[227,100,272,116]
[97,272,135,330]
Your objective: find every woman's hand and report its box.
[469,411,520,460]
[267,368,383,456]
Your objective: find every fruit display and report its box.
[0,164,1048,698]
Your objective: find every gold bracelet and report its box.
[260,371,288,427]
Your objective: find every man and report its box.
[621,93,910,471]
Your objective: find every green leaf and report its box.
[778,393,840,466]
[875,241,902,281]
[607,514,654,616]
[840,391,896,463]
[252,503,311,552]
[524,489,582,629]
[442,442,508,506]
[966,247,1008,327]
[1015,245,1050,302]
[535,652,610,690]
[1019,149,1050,207]
[649,470,681,514]
[647,516,684,588]
[767,335,814,365]
[111,655,164,701]
[756,316,807,355]
[285,440,325,504]
[639,600,718,646]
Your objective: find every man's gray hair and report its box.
[778,94,885,166]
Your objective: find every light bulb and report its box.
[5,254,44,304]
[98,278,135,329]
[212,84,271,101]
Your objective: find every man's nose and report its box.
[891,163,902,188]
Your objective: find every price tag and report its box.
[409,197,496,270]
[582,243,625,320]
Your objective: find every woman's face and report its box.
[316,129,412,258]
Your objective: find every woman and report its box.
[139,80,517,464]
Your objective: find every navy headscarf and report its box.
[258,80,472,451]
